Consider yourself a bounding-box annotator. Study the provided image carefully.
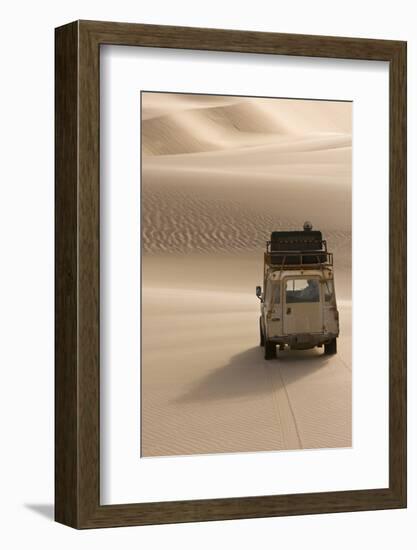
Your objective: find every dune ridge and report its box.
[142,93,352,156]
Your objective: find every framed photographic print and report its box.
[55,20,407,528]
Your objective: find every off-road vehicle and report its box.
[256,222,339,360]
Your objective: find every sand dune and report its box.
[142,94,351,258]
[142,93,352,156]
[141,92,352,457]
[141,93,241,121]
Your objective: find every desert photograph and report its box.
[141,92,352,457]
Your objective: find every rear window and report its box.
[285,279,320,303]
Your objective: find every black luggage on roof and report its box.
[267,229,329,266]
[270,230,323,251]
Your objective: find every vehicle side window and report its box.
[285,279,320,303]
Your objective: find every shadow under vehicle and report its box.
[256,223,339,360]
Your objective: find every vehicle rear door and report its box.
[283,277,322,334]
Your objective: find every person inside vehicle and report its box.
[297,279,319,302]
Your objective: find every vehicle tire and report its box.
[264,340,276,360]
[324,338,337,355]
[260,317,265,347]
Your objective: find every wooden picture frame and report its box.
[55,20,407,529]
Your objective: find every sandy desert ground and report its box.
[141,93,352,457]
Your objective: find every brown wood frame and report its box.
[55,20,407,529]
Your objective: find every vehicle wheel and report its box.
[324,338,337,355]
[260,317,265,347]
[264,340,276,360]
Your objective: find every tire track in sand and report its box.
[264,362,303,450]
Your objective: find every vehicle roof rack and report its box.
[265,250,332,268]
